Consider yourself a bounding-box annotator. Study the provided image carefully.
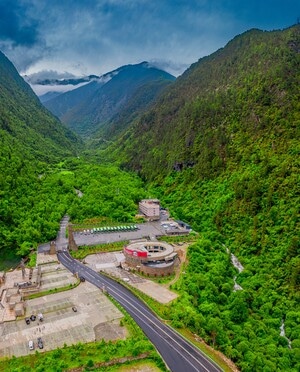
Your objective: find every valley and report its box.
[0,23,299,372]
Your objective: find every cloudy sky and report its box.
[0,0,299,80]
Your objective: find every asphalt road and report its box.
[58,251,222,372]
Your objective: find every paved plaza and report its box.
[0,281,125,358]
[0,216,186,359]
[84,251,178,304]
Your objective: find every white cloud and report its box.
[30,81,91,96]
[1,0,299,77]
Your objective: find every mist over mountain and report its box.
[26,74,100,86]
[43,62,175,137]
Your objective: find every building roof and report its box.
[139,199,160,204]
[124,241,174,260]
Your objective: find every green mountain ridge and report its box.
[0,50,83,264]
[114,26,299,180]
[0,51,81,162]
[43,62,175,138]
[106,25,300,371]
[89,78,174,147]
[0,25,299,371]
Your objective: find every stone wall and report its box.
[139,263,175,277]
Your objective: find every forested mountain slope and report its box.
[0,51,82,265]
[109,25,300,371]
[0,51,81,161]
[44,62,175,137]
[116,26,299,180]
[88,78,174,147]
[42,80,102,119]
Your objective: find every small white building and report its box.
[139,199,160,221]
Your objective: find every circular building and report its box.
[123,241,178,276]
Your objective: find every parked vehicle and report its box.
[72,306,77,312]
[30,314,36,321]
[28,340,34,350]
[38,313,43,321]
[37,337,43,349]
[25,317,30,325]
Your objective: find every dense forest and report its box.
[0,25,299,371]
[0,51,144,268]
[0,157,145,269]
[108,25,300,371]
[113,26,300,180]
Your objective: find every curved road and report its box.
[58,251,222,372]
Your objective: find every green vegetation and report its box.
[1,24,299,371]
[0,51,81,163]
[151,166,300,371]
[112,25,300,182]
[108,25,300,371]
[71,241,128,260]
[24,282,79,300]
[0,159,145,269]
[44,62,175,139]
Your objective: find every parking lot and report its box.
[0,279,126,358]
[73,221,166,246]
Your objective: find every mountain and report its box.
[0,50,83,263]
[0,51,81,162]
[43,62,175,137]
[39,91,62,103]
[42,80,102,119]
[116,26,300,180]
[108,25,300,370]
[88,77,174,147]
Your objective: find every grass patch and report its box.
[145,272,176,284]
[71,241,128,260]
[102,358,166,371]
[23,281,79,300]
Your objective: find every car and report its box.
[30,314,36,321]
[25,317,30,325]
[72,306,77,312]
[79,276,85,282]
[28,340,34,350]
[37,313,43,321]
[37,337,43,349]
